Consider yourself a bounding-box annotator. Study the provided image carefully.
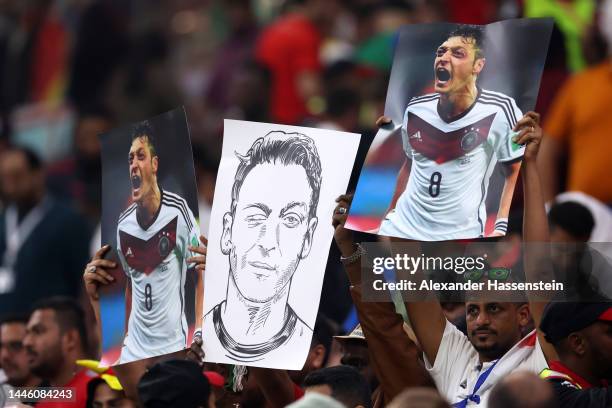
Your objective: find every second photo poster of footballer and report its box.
[346,19,553,241]
[97,107,203,365]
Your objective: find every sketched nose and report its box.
[258,223,278,255]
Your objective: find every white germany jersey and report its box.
[380,89,524,241]
[116,190,199,363]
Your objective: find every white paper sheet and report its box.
[202,119,360,369]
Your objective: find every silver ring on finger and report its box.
[87,265,96,274]
[337,207,347,215]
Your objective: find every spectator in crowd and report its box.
[332,111,554,407]
[47,105,114,227]
[317,87,362,133]
[332,202,435,407]
[333,324,378,393]
[0,0,70,116]
[547,200,612,301]
[549,201,595,243]
[488,371,556,408]
[0,314,41,393]
[538,302,612,407]
[287,392,345,408]
[186,314,333,407]
[192,143,218,236]
[524,0,596,72]
[303,365,372,408]
[137,359,219,408]
[67,1,128,110]
[387,387,450,408]
[23,297,96,407]
[255,0,341,124]
[523,104,612,408]
[539,0,612,204]
[290,315,337,385]
[553,191,612,242]
[0,147,91,314]
[81,360,136,408]
[205,0,259,113]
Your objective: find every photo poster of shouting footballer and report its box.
[347,19,553,241]
[98,107,203,365]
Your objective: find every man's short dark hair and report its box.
[311,315,338,366]
[548,201,594,240]
[31,296,88,352]
[131,120,157,157]
[488,372,556,408]
[448,24,485,59]
[231,131,322,220]
[304,366,372,408]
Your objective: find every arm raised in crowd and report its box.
[333,195,435,404]
[83,244,117,357]
[517,111,558,362]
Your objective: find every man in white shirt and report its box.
[400,110,557,407]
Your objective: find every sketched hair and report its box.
[231,131,322,220]
[448,24,485,59]
[131,120,157,158]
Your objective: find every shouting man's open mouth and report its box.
[131,174,142,192]
[436,67,452,85]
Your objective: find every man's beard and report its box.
[470,335,512,361]
[29,346,63,380]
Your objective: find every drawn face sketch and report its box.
[220,132,321,304]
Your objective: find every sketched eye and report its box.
[245,214,266,226]
[283,214,301,228]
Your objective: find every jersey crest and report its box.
[407,112,496,164]
[119,216,178,275]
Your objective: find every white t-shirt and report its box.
[380,90,524,240]
[425,320,547,407]
[116,190,200,363]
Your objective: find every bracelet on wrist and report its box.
[340,243,366,266]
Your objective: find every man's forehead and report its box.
[129,137,148,152]
[0,151,29,171]
[0,322,26,337]
[465,301,508,308]
[440,36,476,50]
[27,309,57,328]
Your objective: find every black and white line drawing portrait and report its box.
[203,120,360,369]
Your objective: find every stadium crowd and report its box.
[0,0,611,406]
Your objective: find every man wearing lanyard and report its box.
[372,111,557,407]
[0,147,90,314]
[539,302,612,407]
